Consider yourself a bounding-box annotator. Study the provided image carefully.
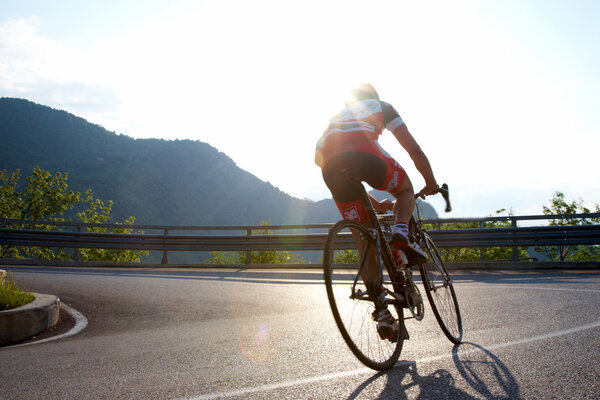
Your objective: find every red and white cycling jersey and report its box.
[315,99,405,167]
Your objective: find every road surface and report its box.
[1,266,599,399]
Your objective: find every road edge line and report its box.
[6,303,88,348]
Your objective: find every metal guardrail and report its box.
[429,224,600,247]
[2,224,600,250]
[0,228,329,251]
[2,212,600,230]
[1,213,599,265]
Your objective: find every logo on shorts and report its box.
[341,206,360,221]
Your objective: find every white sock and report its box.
[393,222,409,237]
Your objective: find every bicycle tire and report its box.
[419,232,463,344]
[323,219,404,370]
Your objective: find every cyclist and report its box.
[315,83,439,339]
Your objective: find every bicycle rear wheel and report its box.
[419,232,463,344]
[323,219,404,371]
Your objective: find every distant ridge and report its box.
[0,97,436,226]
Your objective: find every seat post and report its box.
[356,181,378,229]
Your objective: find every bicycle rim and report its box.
[419,233,463,343]
[323,219,404,371]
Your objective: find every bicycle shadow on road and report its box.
[345,343,519,400]
[345,362,477,400]
[452,342,520,399]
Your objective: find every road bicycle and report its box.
[323,178,462,371]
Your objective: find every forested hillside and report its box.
[0,98,338,225]
[0,98,436,226]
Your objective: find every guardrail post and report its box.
[479,221,484,261]
[245,229,252,265]
[72,225,81,262]
[511,219,519,261]
[161,229,169,265]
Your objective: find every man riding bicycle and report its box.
[315,83,440,339]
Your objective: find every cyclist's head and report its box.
[349,83,379,102]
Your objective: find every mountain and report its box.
[0,97,436,226]
[0,98,341,225]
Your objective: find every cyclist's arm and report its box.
[391,124,439,196]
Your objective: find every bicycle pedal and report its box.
[350,288,370,300]
[377,325,395,341]
[380,324,409,343]
[388,291,405,302]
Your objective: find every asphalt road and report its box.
[1,266,599,400]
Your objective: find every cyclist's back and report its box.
[315,97,404,168]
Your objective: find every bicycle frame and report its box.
[323,180,461,371]
[346,181,414,310]
[356,182,397,275]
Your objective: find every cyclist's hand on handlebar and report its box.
[417,183,440,199]
[376,198,394,213]
[379,199,394,213]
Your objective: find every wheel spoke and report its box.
[323,219,404,370]
[419,233,463,343]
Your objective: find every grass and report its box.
[0,272,35,311]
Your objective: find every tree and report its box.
[0,169,21,220]
[534,191,600,261]
[20,167,81,221]
[0,167,80,259]
[76,190,148,263]
[431,209,528,262]
[0,167,147,262]
[333,249,359,264]
[0,167,80,222]
[0,169,24,259]
[206,221,305,264]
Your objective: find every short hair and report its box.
[351,83,379,101]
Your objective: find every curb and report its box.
[0,292,60,345]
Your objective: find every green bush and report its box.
[427,209,528,262]
[206,221,305,265]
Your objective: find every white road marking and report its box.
[183,283,600,400]
[470,284,600,293]
[7,303,88,348]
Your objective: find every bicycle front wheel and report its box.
[323,219,404,371]
[419,232,463,344]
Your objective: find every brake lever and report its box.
[437,183,452,213]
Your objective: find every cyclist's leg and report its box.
[365,142,426,262]
[361,142,413,222]
[349,228,379,281]
[390,178,427,261]
[391,177,415,225]
[322,152,387,301]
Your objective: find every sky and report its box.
[1,0,599,218]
